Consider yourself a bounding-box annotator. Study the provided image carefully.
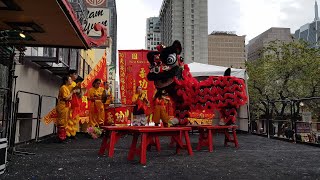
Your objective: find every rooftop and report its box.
[210,31,237,36]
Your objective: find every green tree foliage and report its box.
[246,40,320,119]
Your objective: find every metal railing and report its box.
[6,90,62,156]
[9,90,41,155]
[0,87,11,139]
[39,95,58,137]
[250,97,320,145]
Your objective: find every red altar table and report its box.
[99,126,193,165]
[98,126,161,157]
[128,127,193,165]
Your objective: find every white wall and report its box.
[14,61,60,142]
[211,105,249,132]
[237,104,249,132]
[93,48,111,67]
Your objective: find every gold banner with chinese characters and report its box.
[105,106,130,126]
[188,111,215,125]
[188,118,213,125]
[118,50,155,105]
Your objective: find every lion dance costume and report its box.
[147,40,248,126]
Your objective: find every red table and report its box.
[169,125,239,152]
[195,125,239,152]
[99,126,161,157]
[128,127,193,165]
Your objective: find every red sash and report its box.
[70,94,81,119]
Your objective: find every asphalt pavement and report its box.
[1,132,319,180]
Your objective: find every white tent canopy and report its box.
[187,62,247,79]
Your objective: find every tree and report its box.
[246,40,320,120]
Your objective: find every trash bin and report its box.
[0,138,7,175]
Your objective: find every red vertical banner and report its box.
[118,50,155,106]
[119,52,127,104]
[78,53,107,123]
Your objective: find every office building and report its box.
[159,0,208,64]
[208,31,246,68]
[294,1,320,48]
[247,28,292,61]
[145,17,161,50]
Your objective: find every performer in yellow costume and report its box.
[102,81,113,107]
[102,82,114,125]
[132,86,149,126]
[65,70,80,137]
[152,90,170,127]
[56,76,74,142]
[88,79,105,127]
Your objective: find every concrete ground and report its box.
[1,133,320,180]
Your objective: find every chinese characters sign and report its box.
[107,65,115,98]
[118,50,155,105]
[296,122,311,133]
[105,107,129,125]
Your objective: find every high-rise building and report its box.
[208,31,246,68]
[145,17,161,50]
[159,0,208,64]
[294,1,320,48]
[247,28,293,61]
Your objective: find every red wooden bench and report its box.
[169,125,239,152]
[196,125,239,152]
[128,127,193,165]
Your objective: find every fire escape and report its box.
[23,0,91,79]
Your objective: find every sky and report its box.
[116,0,315,50]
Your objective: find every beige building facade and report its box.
[247,27,293,61]
[208,32,246,69]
